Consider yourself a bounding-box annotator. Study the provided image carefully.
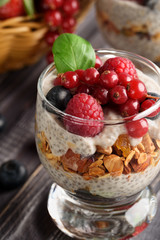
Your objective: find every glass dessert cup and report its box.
[96,0,160,63]
[35,49,160,239]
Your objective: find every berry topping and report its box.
[126,79,147,101]
[82,67,100,85]
[100,70,119,89]
[64,93,104,137]
[92,86,109,105]
[46,86,72,111]
[54,74,62,86]
[44,10,63,27]
[0,0,25,19]
[110,85,128,104]
[141,99,160,119]
[95,55,103,69]
[118,73,133,87]
[75,69,85,81]
[102,57,137,77]
[76,84,91,94]
[120,99,140,117]
[0,160,28,190]
[126,118,148,138]
[61,71,79,89]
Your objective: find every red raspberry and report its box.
[0,0,25,19]
[102,57,137,77]
[64,93,104,137]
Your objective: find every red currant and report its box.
[62,16,76,33]
[75,69,85,82]
[126,118,148,138]
[95,55,103,69]
[141,99,160,117]
[92,86,109,105]
[76,84,91,94]
[100,70,119,89]
[61,71,79,89]
[118,73,133,87]
[46,51,54,64]
[54,74,62,86]
[126,79,147,101]
[44,31,59,46]
[63,0,79,15]
[110,85,128,104]
[44,10,63,27]
[42,0,64,9]
[83,68,100,85]
[120,99,140,117]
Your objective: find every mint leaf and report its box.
[0,0,10,7]
[23,0,35,16]
[52,33,96,73]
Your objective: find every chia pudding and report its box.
[35,50,160,199]
[96,0,160,62]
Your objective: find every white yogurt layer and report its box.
[36,144,160,198]
[96,0,160,61]
[36,67,160,157]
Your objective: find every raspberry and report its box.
[102,57,137,77]
[0,0,25,19]
[64,93,104,137]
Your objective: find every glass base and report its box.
[47,184,157,240]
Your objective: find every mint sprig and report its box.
[0,0,10,7]
[52,33,96,73]
[23,0,35,16]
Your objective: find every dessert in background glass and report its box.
[35,33,160,239]
[96,0,160,63]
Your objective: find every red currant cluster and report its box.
[53,56,160,138]
[41,0,80,63]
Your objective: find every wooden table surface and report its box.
[0,6,160,240]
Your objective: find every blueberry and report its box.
[0,113,5,132]
[146,92,160,120]
[45,86,72,112]
[0,160,28,190]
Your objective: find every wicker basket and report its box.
[0,0,95,73]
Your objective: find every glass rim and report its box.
[38,48,160,125]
